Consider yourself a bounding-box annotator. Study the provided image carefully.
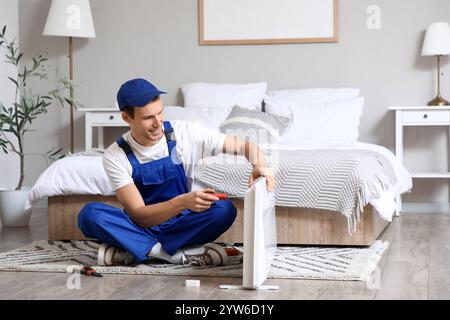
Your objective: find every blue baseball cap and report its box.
[117,78,166,111]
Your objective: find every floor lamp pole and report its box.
[68,36,74,154]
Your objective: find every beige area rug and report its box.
[0,240,389,281]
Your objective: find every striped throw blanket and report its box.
[194,149,398,233]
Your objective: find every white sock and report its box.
[148,242,184,264]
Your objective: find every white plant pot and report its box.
[0,188,32,227]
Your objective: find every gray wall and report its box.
[2,0,450,204]
[0,0,18,190]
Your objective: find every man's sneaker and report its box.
[181,243,228,267]
[97,244,135,266]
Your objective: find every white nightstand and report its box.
[389,106,450,215]
[81,108,127,150]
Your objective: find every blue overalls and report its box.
[78,121,237,262]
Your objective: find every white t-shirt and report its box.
[103,120,226,192]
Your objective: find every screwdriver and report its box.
[210,193,228,200]
[79,265,103,277]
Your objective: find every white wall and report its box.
[5,0,450,204]
[0,0,19,190]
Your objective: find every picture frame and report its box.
[199,0,339,45]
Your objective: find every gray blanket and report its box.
[194,149,398,233]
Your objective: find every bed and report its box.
[29,142,412,246]
[27,85,413,246]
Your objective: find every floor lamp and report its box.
[43,0,96,154]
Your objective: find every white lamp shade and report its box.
[422,22,450,56]
[43,0,96,38]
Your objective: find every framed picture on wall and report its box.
[199,0,339,45]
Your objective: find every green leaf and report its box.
[2,25,6,35]
[8,76,18,87]
[22,65,27,83]
[16,53,23,63]
[47,147,63,156]
[55,96,64,108]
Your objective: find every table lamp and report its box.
[421,22,450,106]
[43,0,96,153]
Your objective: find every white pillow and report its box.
[266,88,360,105]
[163,106,232,130]
[181,82,267,111]
[265,96,364,148]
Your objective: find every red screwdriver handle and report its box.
[210,193,228,200]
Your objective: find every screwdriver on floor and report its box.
[79,265,103,277]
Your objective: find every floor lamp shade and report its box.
[43,0,95,38]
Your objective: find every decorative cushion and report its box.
[219,106,291,145]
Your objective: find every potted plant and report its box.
[0,25,73,227]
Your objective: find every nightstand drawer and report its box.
[402,110,450,124]
[90,112,125,125]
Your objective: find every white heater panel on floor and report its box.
[221,177,278,290]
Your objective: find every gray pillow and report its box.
[219,106,291,145]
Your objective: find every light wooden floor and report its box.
[0,208,449,300]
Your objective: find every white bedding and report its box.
[27,142,412,219]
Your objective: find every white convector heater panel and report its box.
[243,177,277,289]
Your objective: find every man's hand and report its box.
[249,165,275,192]
[177,188,220,212]
[222,136,276,192]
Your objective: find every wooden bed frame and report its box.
[48,195,389,246]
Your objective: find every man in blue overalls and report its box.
[78,78,275,267]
